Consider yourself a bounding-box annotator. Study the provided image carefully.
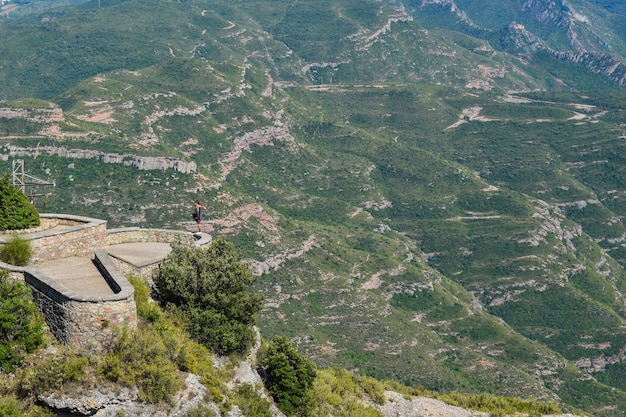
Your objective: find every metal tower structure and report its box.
[10,159,55,209]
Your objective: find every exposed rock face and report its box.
[0,107,64,123]
[0,144,196,174]
[39,374,214,417]
[575,349,626,372]
[420,0,478,28]
[37,328,285,417]
[373,391,582,417]
[551,51,626,86]
[522,0,570,28]
[500,22,626,86]
[39,385,140,416]
[374,391,488,417]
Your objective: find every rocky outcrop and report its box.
[420,0,478,28]
[0,107,64,123]
[374,391,488,417]
[0,144,196,174]
[501,22,626,86]
[575,349,626,372]
[551,50,626,86]
[38,373,211,417]
[37,328,285,417]
[522,0,570,28]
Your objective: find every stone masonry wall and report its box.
[27,281,137,351]
[107,256,158,281]
[20,250,137,353]
[23,214,108,264]
[0,215,204,353]
[105,227,196,246]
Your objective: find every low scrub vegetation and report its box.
[0,270,44,373]
[0,235,32,266]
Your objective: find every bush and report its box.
[234,384,272,417]
[259,336,316,416]
[0,396,22,417]
[0,174,40,231]
[100,327,182,403]
[0,394,54,417]
[19,347,89,393]
[126,274,161,322]
[0,235,32,266]
[0,269,44,373]
[153,238,264,355]
[303,368,385,417]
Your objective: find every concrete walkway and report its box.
[105,242,172,267]
[29,231,212,298]
[32,242,175,297]
[34,257,116,297]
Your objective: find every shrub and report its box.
[153,238,264,355]
[0,394,54,417]
[259,336,316,416]
[234,384,272,417]
[0,235,32,266]
[126,274,161,322]
[0,396,22,417]
[182,406,217,417]
[0,174,40,231]
[100,327,182,403]
[18,347,89,393]
[0,270,44,373]
[303,368,385,417]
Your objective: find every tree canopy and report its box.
[260,336,317,416]
[153,237,264,355]
[0,174,40,231]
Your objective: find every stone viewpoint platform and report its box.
[0,214,211,352]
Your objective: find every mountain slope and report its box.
[2,0,626,101]
[1,0,626,415]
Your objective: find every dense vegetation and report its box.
[0,269,44,373]
[0,262,564,416]
[259,336,316,416]
[0,174,40,231]
[0,0,625,415]
[153,238,264,355]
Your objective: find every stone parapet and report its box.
[0,214,108,264]
[0,215,208,353]
[105,227,196,246]
[1,250,137,353]
[107,256,159,280]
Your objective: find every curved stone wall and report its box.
[0,215,137,352]
[105,227,196,246]
[0,213,108,264]
[1,214,211,353]
[1,250,137,353]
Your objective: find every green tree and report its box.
[0,269,44,373]
[260,336,317,416]
[153,238,264,355]
[0,174,40,231]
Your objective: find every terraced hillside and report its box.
[1,0,626,415]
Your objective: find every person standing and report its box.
[192,200,206,233]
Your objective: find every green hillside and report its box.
[1,0,626,415]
